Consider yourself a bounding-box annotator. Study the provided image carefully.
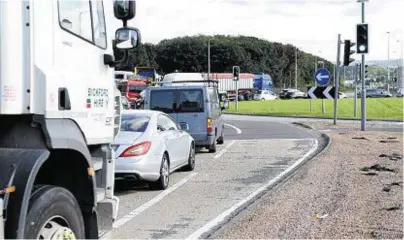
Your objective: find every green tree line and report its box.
[115,35,334,88]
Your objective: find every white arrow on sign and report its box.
[308,87,317,99]
[316,73,329,81]
[323,86,333,99]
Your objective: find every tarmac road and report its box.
[104,117,321,239]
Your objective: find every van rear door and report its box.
[176,88,207,143]
[149,88,177,120]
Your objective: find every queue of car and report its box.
[115,72,229,190]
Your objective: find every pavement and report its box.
[104,116,323,239]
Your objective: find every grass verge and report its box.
[226,98,403,120]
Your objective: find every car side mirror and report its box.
[114,0,136,20]
[114,27,141,50]
[179,123,189,131]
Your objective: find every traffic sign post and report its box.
[312,67,331,113]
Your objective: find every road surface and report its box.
[105,117,321,239]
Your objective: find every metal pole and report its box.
[354,64,358,117]
[387,32,390,86]
[235,81,239,111]
[295,47,298,89]
[334,34,341,125]
[360,1,366,131]
[208,40,211,79]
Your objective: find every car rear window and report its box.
[120,115,150,132]
[128,85,146,93]
[150,90,175,113]
[177,89,204,113]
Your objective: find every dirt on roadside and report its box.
[216,131,403,239]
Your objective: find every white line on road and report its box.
[225,123,242,134]
[213,140,236,159]
[185,138,319,240]
[112,172,199,229]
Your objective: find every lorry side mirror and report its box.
[113,0,136,20]
[114,27,141,50]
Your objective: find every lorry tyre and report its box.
[24,185,85,239]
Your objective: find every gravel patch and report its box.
[214,131,403,239]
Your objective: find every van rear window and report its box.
[149,89,204,113]
[150,90,175,113]
[177,89,204,113]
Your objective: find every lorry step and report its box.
[96,187,106,202]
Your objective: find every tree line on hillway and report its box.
[114,35,336,88]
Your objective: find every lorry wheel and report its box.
[24,185,85,239]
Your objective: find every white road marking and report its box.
[112,172,198,229]
[225,123,242,134]
[213,140,236,159]
[185,139,319,240]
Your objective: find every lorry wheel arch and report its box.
[1,117,98,239]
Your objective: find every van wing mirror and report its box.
[114,0,136,20]
[221,100,229,111]
[114,27,141,50]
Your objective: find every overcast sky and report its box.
[122,0,404,62]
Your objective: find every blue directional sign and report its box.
[315,68,331,86]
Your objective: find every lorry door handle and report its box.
[58,88,71,110]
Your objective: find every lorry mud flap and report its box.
[0,148,49,239]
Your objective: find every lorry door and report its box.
[54,0,115,144]
[176,88,207,143]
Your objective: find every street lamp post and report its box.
[387,31,391,86]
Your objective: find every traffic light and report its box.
[364,65,369,79]
[343,40,356,66]
[232,66,240,81]
[356,24,369,54]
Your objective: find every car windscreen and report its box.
[177,89,204,113]
[120,115,150,132]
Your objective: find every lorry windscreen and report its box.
[129,85,146,93]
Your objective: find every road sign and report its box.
[314,68,331,86]
[307,86,336,99]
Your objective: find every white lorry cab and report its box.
[0,0,141,239]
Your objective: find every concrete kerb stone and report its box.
[224,113,403,123]
[203,133,331,239]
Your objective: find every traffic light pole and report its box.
[334,34,341,125]
[360,1,366,131]
[354,64,358,118]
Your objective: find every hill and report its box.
[115,35,334,88]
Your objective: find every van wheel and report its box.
[208,141,217,153]
[24,185,85,239]
[217,127,224,145]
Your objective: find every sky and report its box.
[120,0,404,62]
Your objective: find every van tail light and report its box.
[207,117,213,133]
[119,141,151,157]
